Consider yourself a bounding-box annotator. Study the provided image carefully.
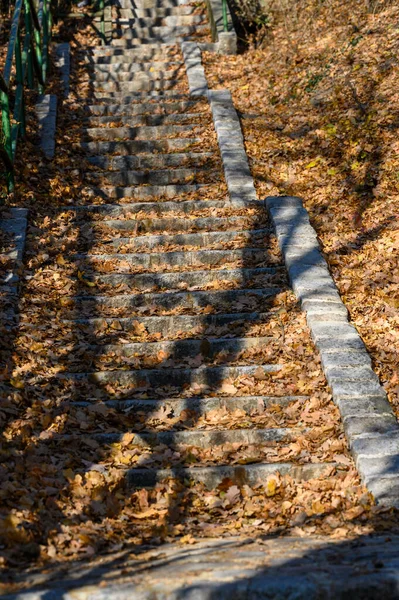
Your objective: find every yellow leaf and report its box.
[56,255,67,266]
[241,84,249,90]
[10,377,24,389]
[305,160,318,169]
[266,477,277,497]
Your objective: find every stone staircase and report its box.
[16,0,346,513]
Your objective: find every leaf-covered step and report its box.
[55,364,282,394]
[92,79,187,93]
[67,335,274,363]
[91,59,180,74]
[83,99,203,116]
[84,427,297,449]
[85,167,217,187]
[91,91,192,102]
[99,215,267,235]
[91,69,184,84]
[74,248,272,274]
[112,6,197,18]
[84,183,214,201]
[112,7,197,18]
[66,311,281,340]
[74,394,307,415]
[63,199,232,217]
[81,124,200,142]
[83,113,209,128]
[111,15,206,28]
[99,228,272,252]
[72,288,281,317]
[79,137,201,156]
[75,267,283,294]
[126,462,335,489]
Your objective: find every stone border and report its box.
[205,0,237,54]
[208,89,258,205]
[54,43,70,98]
[0,207,28,321]
[35,94,57,159]
[181,42,208,96]
[265,195,399,508]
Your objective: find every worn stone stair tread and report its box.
[83,151,215,169]
[82,124,200,141]
[100,228,272,251]
[74,248,272,271]
[67,311,281,336]
[62,199,231,215]
[79,138,202,155]
[76,335,274,359]
[126,461,336,488]
[112,7,198,17]
[56,364,283,388]
[86,183,212,201]
[91,59,181,71]
[111,15,206,27]
[76,427,299,448]
[100,215,265,234]
[112,7,198,18]
[91,69,185,83]
[72,288,281,312]
[74,395,308,414]
[111,24,207,38]
[83,100,201,116]
[91,91,194,101]
[83,113,206,127]
[78,267,282,292]
[93,80,187,93]
[85,167,215,186]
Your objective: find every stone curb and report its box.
[0,207,28,323]
[208,89,259,205]
[181,42,209,96]
[54,42,70,98]
[265,195,399,508]
[35,94,57,159]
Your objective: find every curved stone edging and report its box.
[265,195,399,508]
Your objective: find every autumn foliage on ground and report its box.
[1,0,399,591]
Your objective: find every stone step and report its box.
[79,427,297,449]
[66,335,274,361]
[75,394,306,416]
[99,215,266,235]
[82,124,199,141]
[85,167,214,186]
[74,248,271,273]
[110,24,207,40]
[63,199,237,217]
[111,14,206,27]
[109,35,202,47]
[91,79,186,93]
[85,183,211,201]
[100,228,271,252]
[83,47,180,63]
[91,68,186,83]
[91,59,180,73]
[56,363,283,391]
[84,150,214,170]
[112,7,197,18]
[115,0,192,9]
[127,462,335,489]
[72,288,280,316]
[83,100,202,116]
[78,268,282,293]
[79,137,201,155]
[91,91,192,102]
[68,311,280,337]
